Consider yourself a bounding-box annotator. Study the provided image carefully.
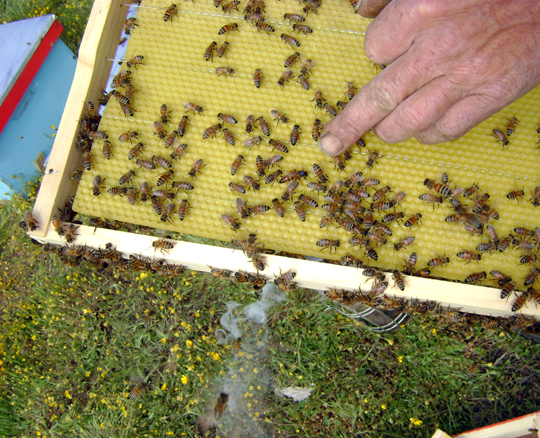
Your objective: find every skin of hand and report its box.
[319,0,540,156]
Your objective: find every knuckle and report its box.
[364,79,401,114]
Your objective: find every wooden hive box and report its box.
[27,0,540,328]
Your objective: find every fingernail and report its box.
[319,131,346,156]
[354,0,363,13]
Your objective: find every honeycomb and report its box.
[74,0,540,289]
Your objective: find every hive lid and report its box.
[0,14,56,106]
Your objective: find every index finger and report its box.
[318,47,434,155]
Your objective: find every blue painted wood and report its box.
[0,38,76,199]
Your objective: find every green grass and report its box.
[1,182,540,438]
[0,0,93,53]
[1,2,540,437]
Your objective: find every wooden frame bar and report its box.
[28,0,540,322]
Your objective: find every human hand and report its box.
[319,0,540,156]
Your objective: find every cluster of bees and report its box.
[201,0,318,91]
[27,0,540,336]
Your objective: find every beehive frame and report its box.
[28,0,540,322]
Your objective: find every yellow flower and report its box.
[432,328,437,335]
[410,417,423,426]
[212,353,220,361]
[398,356,403,363]
[65,390,72,399]
[186,340,192,348]
[161,384,167,390]
[181,375,188,385]
[140,273,148,280]
[381,403,387,410]
[161,338,167,344]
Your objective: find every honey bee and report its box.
[366,151,381,169]
[202,123,222,140]
[249,204,271,216]
[176,116,189,138]
[257,116,271,136]
[394,236,415,251]
[204,41,217,61]
[137,181,150,203]
[136,159,155,170]
[255,155,266,177]
[284,52,300,69]
[293,24,313,35]
[307,182,326,193]
[280,33,300,47]
[462,184,479,197]
[277,69,294,87]
[390,270,406,291]
[527,287,540,306]
[176,199,189,221]
[274,269,297,291]
[272,198,286,217]
[89,130,108,140]
[118,169,135,185]
[332,155,346,171]
[19,211,40,232]
[153,121,167,139]
[230,155,244,175]
[151,156,171,170]
[118,131,138,142]
[427,256,450,268]
[281,181,299,200]
[63,223,79,243]
[152,238,176,254]
[513,238,534,251]
[311,118,322,141]
[476,242,496,252]
[456,250,482,262]
[294,201,307,221]
[221,214,240,231]
[92,175,104,196]
[496,234,512,252]
[255,22,275,33]
[346,82,357,100]
[151,196,163,215]
[284,13,305,23]
[154,170,173,187]
[171,181,194,193]
[520,253,537,264]
[311,91,326,109]
[416,268,431,277]
[381,212,403,224]
[102,141,113,160]
[300,58,313,76]
[401,213,421,228]
[70,169,83,181]
[218,23,239,35]
[492,128,509,147]
[245,114,255,133]
[511,292,529,312]
[404,252,417,275]
[316,239,340,252]
[324,103,337,117]
[188,159,204,178]
[129,382,147,400]
[506,189,524,200]
[419,193,443,206]
[506,115,519,135]
[424,178,451,197]
[127,142,144,160]
[209,266,234,278]
[216,41,230,57]
[269,110,287,126]
[531,186,540,207]
[500,280,517,300]
[298,194,318,208]
[249,68,263,89]
[222,128,236,146]
[222,0,240,13]
[513,227,534,238]
[163,4,178,22]
[236,197,250,219]
[126,55,144,69]
[184,102,203,114]
[170,141,188,161]
[336,100,349,109]
[159,104,171,124]
[312,163,328,183]
[464,271,487,284]
[82,152,92,171]
[243,175,261,191]
[229,182,246,194]
[371,185,389,201]
[297,74,310,90]
[159,202,174,222]
[153,189,176,200]
[107,186,127,197]
[51,215,64,236]
[365,245,378,261]
[524,267,540,286]
[215,66,235,76]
